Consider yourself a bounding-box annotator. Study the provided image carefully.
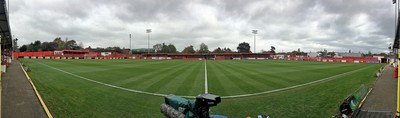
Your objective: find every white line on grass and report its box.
[204,60,208,94]
[221,66,371,99]
[34,60,371,99]
[36,62,197,98]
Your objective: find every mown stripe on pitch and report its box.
[235,61,368,88]
[212,61,261,94]
[142,61,196,93]
[142,61,197,93]
[174,61,203,95]
[273,64,327,85]
[130,61,192,87]
[217,61,269,89]
[160,61,200,94]
[221,66,372,99]
[213,61,262,93]
[113,61,184,83]
[58,60,172,74]
[112,61,189,87]
[190,61,207,95]
[218,61,282,90]
[44,59,123,74]
[58,61,184,84]
[80,59,171,69]
[290,64,363,83]
[245,62,306,84]
[239,60,294,68]
[256,60,322,72]
[206,61,231,95]
[231,60,299,74]
[224,61,297,86]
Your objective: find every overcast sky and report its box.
[9,0,396,53]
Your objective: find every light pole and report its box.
[12,37,17,60]
[13,38,17,51]
[390,43,394,58]
[129,34,132,55]
[252,30,257,53]
[146,29,152,54]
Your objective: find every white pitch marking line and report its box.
[221,66,371,99]
[204,60,208,94]
[35,61,197,98]
[32,60,370,99]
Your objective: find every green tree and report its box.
[327,51,336,57]
[53,37,65,50]
[213,47,233,53]
[291,51,299,55]
[86,46,92,50]
[31,40,41,52]
[41,42,50,51]
[114,47,122,53]
[153,43,177,53]
[167,44,177,53]
[27,43,34,52]
[213,47,222,53]
[198,43,209,53]
[237,42,250,53]
[270,46,276,54]
[41,42,57,51]
[290,50,307,56]
[19,45,27,52]
[153,43,163,52]
[318,49,328,57]
[182,45,195,53]
[222,48,232,53]
[65,40,79,50]
[161,43,168,53]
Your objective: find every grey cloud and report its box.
[10,0,395,53]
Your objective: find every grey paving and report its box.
[1,60,47,118]
[356,65,397,117]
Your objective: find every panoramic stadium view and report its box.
[1,0,400,118]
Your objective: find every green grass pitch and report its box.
[20,59,382,117]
